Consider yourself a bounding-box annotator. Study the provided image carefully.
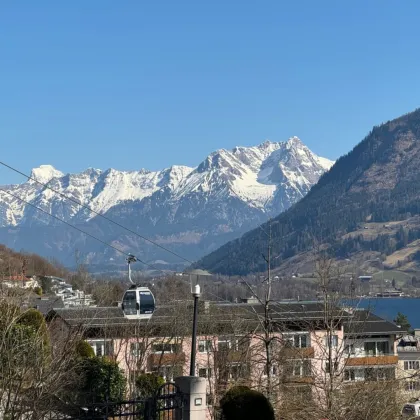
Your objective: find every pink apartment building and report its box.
[48,300,403,413]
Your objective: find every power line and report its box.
[0,161,193,264]
[0,188,169,273]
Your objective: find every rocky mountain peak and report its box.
[195,108,420,275]
[0,137,332,269]
[29,165,64,184]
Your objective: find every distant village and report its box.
[1,273,95,312]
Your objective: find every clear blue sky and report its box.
[1,1,419,184]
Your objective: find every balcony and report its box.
[214,348,251,363]
[147,352,186,369]
[281,347,315,359]
[345,355,398,367]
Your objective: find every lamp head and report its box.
[192,284,201,298]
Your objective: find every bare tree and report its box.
[0,288,85,419]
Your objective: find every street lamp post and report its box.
[184,269,212,377]
[190,284,201,376]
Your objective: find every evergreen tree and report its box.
[394,312,412,333]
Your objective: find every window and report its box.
[230,365,240,378]
[364,342,375,356]
[130,342,144,357]
[287,360,311,377]
[198,340,212,353]
[344,368,364,382]
[403,404,417,415]
[139,291,155,314]
[122,291,137,315]
[365,368,375,381]
[198,368,212,378]
[345,344,355,356]
[365,367,395,381]
[218,336,249,352]
[283,334,309,348]
[324,335,338,348]
[406,381,420,391]
[325,361,339,374]
[89,340,113,357]
[404,360,420,370]
[219,363,249,381]
[376,341,389,355]
[382,368,395,380]
[344,369,354,381]
[364,341,389,356]
[218,337,232,351]
[264,365,278,376]
[151,365,183,381]
[376,369,387,381]
[152,343,181,353]
[296,334,308,348]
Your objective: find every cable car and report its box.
[121,254,155,320]
[122,285,155,319]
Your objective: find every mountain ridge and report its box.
[0,137,333,269]
[195,108,420,275]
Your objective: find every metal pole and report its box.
[190,284,200,376]
[127,254,137,285]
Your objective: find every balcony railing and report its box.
[397,346,420,352]
[147,352,186,369]
[345,354,398,366]
[281,347,315,359]
[283,376,315,385]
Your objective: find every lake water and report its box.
[353,298,420,329]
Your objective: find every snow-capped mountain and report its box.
[0,137,333,270]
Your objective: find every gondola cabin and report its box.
[121,285,155,320]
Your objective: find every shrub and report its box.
[78,357,126,404]
[17,308,49,347]
[17,308,45,331]
[76,340,95,358]
[220,386,275,420]
[135,373,165,397]
[34,286,43,296]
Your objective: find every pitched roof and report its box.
[48,301,401,336]
[29,295,65,315]
[49,301,346,329]
[50,307,129,327]
[344,310,404,335]
[216,301,351,322]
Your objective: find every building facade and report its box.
[48,301,404,416]
[397,331,420,398]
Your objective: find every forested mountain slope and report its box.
[196,108,420,275]
[0,244,66,278]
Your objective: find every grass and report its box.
[372,270,412,287]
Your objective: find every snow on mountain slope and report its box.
[0,137,333,268]
[29,165,64,184]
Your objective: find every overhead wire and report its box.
[0,161,194,264]
[0,167,277,310]
[0,161,294,283]
[0,160,288,269]
[0,188,172,273]
[0,189,286,313]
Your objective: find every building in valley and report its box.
[397,331,420,398]
[47,300,404,415]
[1,274,39,289]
